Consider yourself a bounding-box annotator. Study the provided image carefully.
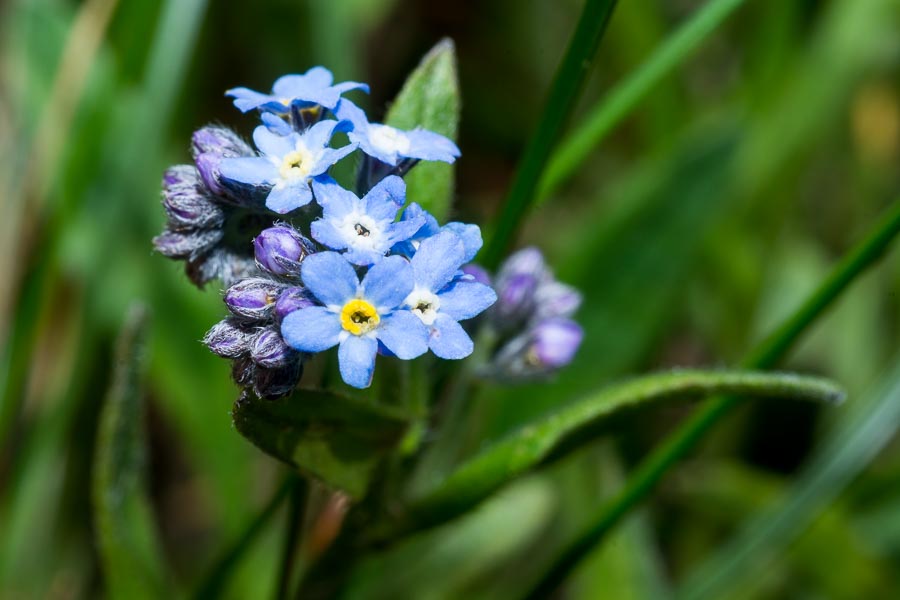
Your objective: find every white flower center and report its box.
[369,124,411,157]
[405,287,441,326]
[338,208,385,252]
[279,143,315,181]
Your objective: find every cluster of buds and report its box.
[203,225,315,398]
[154,126,276,287]
[481,247,584,380]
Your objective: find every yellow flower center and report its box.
[279,147,314,181]
[340,299,380,335]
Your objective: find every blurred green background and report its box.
[3,0,900,598]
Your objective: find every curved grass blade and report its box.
[482,0,619,269]
[385,39,460,221]
[92,305,169,599]
[677,356,900,600]
[522,197,900,599]
[537,0,746,201]
[383,370,843,540]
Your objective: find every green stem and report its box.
[537,0,746,201]
[193,476,294,599]
[275,478,307,600]
[481,0,619,269]
[522,198,900,599]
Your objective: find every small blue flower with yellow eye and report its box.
[281,252,428,388]
[219,121,356,214]
[227,67,369,115]
[310,176,424,266]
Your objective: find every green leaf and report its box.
[92,305,169,599]
[232,389,409,499]
[676,356,900,600]
[387,370,843,540]
[385,38,460,221]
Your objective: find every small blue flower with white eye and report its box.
[391,202,483,263]
[404,231,497,359]
[336,100,460,166]
[219,121,356,214]
[281,252,429,388]
[227,67,369,115]
[310,176,425,265]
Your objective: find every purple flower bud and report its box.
[153,229,223,259]
[534,282,582,320]
[191,127,254,197]
[530,318,583,369]
[250,327,295,368]
[461,264,492,286]
[231,356,256,387]
[186,248,258,289]
[204,318,252,358]
[224,277,285,320]
[254,226,315,276]
[163,164,199,188]
[274,287,316,322]
[253,360,303,399]
[498,247,547,283]
[162,168,225,230]
[495,273,539,323]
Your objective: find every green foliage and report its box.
[92,306,168,599]
[386,39,461,221]
[232,389,409,499]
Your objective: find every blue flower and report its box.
[219,121,356,214]
[310,176,424,265]
[391,202,483,263]
[403,231,497,359]
[227,67,369,114]
[336,100,460,166]
[281,252,428,388]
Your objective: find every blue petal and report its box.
[334,99,370,130]
[332,80,370,95]
[312,144,358,176]
[219,157,278,186]
[266,183,312,214]
[302,119,343,150]
[310,219,349,251]
[312,177,357,215]
[386,216,426,248]
[405,129,460,162]
[253,125,294,157]
[438,280,497,321]
[411,230,466,291]
[363,175,406,220]
[261,112,292,135]
[377,311,428,359]
[301,251,359,307]
[353,135,397,165]
[274,68,333,96]
[361,255,414,310]
[343,247,385,267]
[226,87,271,112]
[338,334,378,388]
[429,314,473,359]
[442,222,483,263]
[281,306,342,352]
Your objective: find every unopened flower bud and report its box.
[274,287,316,322]
[231,356,256,387]
[192,126,255,197]
[250,327,295,368]
[461,264,491,287]
[530,318,583,369]
[162,167,224,230]
[534,282,581,321]
[224,277,285,320]
[153,229,223,259]
[495,272,539,324]
[204,318,252,358]
[254,226,315,276]
[253,360,303,399]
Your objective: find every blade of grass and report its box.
[522,197,900,599]
[481,0,619,269]
[677,355,900,600]
[537,0,746,201]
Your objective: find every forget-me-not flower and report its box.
[219,121,356,214]
[227,67,369,115]
[336,99,460,166]
[310,176,424,265]
[281,252,428,388]
[391,202,483,263]
[404,231,497,359]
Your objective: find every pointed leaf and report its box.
[232,388,409,499]
[385,38,460,221]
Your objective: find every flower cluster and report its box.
[156,67,496,394]
[480,248,584,380]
